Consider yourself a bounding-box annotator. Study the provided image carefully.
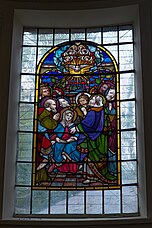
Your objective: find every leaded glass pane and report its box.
[120,101,135,129]
[103,26,117,44]
[121,131,136,160]
[23,28,37,46]
[38,29,53,46]
[119,44,134,71]
[122,186,138,213]
[119,25,133,43]
[21,47,36,73]
[54,29,69,45]
[15,187,31,214]
[50,191,66,214]
[71,28,85,40]
[104,190,120,214]
[20,75,35,102]
[19,103,34,131]
[32,190,49,214]
[105,45,118,62]
[121,161,137,184]
[37,47,51,63]
[68,191,84,214]
[86,191,102,214]
[17,133,33,161]
[120,73,135,100]
[16,163,32,185]
[87,28,101,43]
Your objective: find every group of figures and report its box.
[35,41,119,187]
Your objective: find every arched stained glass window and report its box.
[16,26,138,216]
[35,41,120,189]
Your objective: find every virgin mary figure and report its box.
[48,107,81,173]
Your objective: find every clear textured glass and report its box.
[121,161,137,184]
[15,187,31,214]
[71,28,85,40]
[68,191,84,214]
[32,190,49,214]
[50,191,66,214]
[121,131,136,160]
[122,186,138,213]
[104,190,120,214]
[21,47,37,73]
[20,75,35,102]
[119,25,133,43]
[19,103,34,131]
[105,45,118,62]
[23,28,37,46]
[54,29,69,45]
[38,29,53,46]
[86,191,102,214]
[120,73,135,100]
[120,101,135,129]
[17,133,33,161]
[37,47,51,63]
[16,163,32,185]
[119,44,134,71]
[87,28,101,44]
[103,26,117,44]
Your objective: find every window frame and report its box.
[2,4,147,223]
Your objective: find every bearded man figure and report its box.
[70,94,117,184]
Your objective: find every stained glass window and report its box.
[15,25,138,216]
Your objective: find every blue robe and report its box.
[78,108,104,144]
[77,107,117,181]
[52,123,80,163]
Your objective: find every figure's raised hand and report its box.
[70,127,76,134]
[53,113,60,121]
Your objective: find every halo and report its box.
[40,96,51,107]
[89,94,106,105]
[75,92,91,104]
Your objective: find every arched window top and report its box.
[37,40,118,76]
